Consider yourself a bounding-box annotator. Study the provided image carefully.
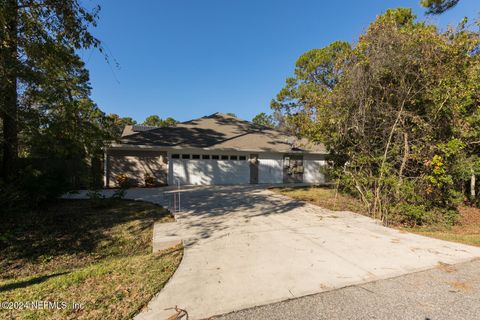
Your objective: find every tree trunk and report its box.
[471,172,476,200]
[1,0,19,180]
[396,132,409,198]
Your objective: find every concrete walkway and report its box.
[66,186,480,319]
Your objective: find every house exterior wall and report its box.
[107,149,167,187]
[258,153,283,184]
[106,147,327,187]
[303,154,326,184]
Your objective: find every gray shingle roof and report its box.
[118,113,326,154]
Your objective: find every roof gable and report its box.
[118,112,326,153]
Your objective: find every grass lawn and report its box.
[271,186,367,214]
[272,186,480,247]
[0,199,183,320]
[402,206,480,247]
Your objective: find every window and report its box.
[212,155,219,160]
[230,155,238,160]
[192,154,200,159]
[221,155,229,160]
[172,154,180,159]
[202,155,210,160]
[239,155,246,160]
[182,154,190,159]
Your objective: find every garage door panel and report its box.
[172,159,249,185]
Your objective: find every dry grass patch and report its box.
[271,186,367,214]
[403,206,480,247]
[0,199,182,320]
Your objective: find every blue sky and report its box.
[82,0,479,123]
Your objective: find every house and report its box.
[105,112,328,187]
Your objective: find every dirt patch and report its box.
[437,262,457,273]
[448,281,471,292]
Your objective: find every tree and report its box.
[143,115,161,126]
[273,8,480,224]
[252,112,274,128]
[119,117,137,126]
[18,41,116,197]
[271,41,351,139]
[0,0,101,180]
[421,0,460,14]
[226,112,237,117]
[142,115,177,127]
[105,114,137,137]
[162,117,177,127]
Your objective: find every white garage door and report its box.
[171,154,250,185]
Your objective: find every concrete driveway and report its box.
[123,185,480,320]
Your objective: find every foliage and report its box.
[0,1,118,208]
[107,114,137,126]
[143,115,177,127]
[252,112,275,128]
[403,206,480,247]
[144,173,157,187]
[0,199,181,319]
[273,8,480,225]
[421,0,461,14]
[271,41,351,138]
[111,188,126,199]
[116,174,132,189]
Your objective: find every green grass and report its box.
[402,229,480,247]
[271,186,367,214]
[402,206,480,247]
[0,199,183,320]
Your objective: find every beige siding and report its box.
[107,150,167,187]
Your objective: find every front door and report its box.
[249,154,259,184]
[283,154,304,183]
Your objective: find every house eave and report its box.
[107,143,327,155]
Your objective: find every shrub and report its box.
[116,174,132,189]
[144,173,157,187]
[394,204,432,226]
[87,189,105,200]
[111,188,126,199]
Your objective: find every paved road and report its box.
[67,186,480,320]
[215,258,480,320]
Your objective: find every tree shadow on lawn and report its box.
[0,272,69,293]
[0,199,171,280]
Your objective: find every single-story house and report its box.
[105,112,328,187]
